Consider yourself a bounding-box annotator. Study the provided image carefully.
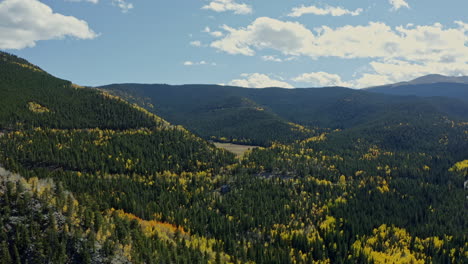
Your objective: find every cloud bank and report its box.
[293,72,350,87]
[0,0,97,49]
[211,17,468,87]
[228,73,293,88]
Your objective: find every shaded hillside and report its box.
[408,74,468,85]
[0,167,231,264]
[0,51,238,263]
[367,82,468,102]
[367,74,468,101]
[0,52,163,130]
[100,83,468,145]
[99,84,317,145]
[376,74,468,86]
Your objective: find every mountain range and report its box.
[100,76,468,146]
[366,74,468,101]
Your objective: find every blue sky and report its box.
[1,0,467,88]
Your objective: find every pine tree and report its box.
[0,242,12,264]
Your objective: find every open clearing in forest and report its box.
[213,142,258,157]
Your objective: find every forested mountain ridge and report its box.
[1,52,468,263]
[372,74,468,86]
[0,53,168,130]
[100,82,468,146]
[367,82,468,101]
[0,51,238,263]
[99,84,317,146]
[0,51,234,173]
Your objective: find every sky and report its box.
[1,0,467,88]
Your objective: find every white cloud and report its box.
[261,55,282,62]
[203,27,224,38]
[389,0,409,10]
[353,59,468,87]
[351,73,392,88]
[228,73,294,88]
[67,0,135,12]
[292,58,468,88]
[285,56,298,61]
[112,0,133,13]
[293,72,351,87]
[455,21,468,31]
[0,0,97,49]
[212,18,468,87]
[211,17,315,56]
[190,40,202,47]
[66,0,99,4]
[288,5,363,17]
[202,0,252,15]
[212,18,468,62]
[210,31,223,37]
[183,60,216,66]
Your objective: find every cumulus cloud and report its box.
[211,18,315,56]
[351,73,392,88]
[0,0,97,49]
[183,60,216,66]
[293,72,351,87]
[66,0,99,4]
[202,0,252,15]
[389,0,409,10]
[228,73,293,88]
[212,18,468,62]
[112,0,133,13]
[288,5,363,17]
[203,27,224,38]
[211,18,468,87]
[294,58,468,88]
[67,0,133,12]
[190,40,202,47]
[65,0,99,4]
[261,55,282,62]
[353,59,468,87]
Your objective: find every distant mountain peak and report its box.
[365,74,468,101]
[377,74,468,88]
[408,74,468,85]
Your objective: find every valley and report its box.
[213,142,258,157]
[0,51,467,263]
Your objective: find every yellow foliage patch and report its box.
[28,102,50,113]
[449,160,468,173]
[352,224,457,264]
[110,209,234,263]
[71,83,85,89]
[12,62,43,72]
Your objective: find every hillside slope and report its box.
[367,82,468,101]
[0,52,237,263]
[0,53,167,130]
[100,83,468,145]
[1,52,467,264]
[99,84,318,146]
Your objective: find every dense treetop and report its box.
[100,82,468,146]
